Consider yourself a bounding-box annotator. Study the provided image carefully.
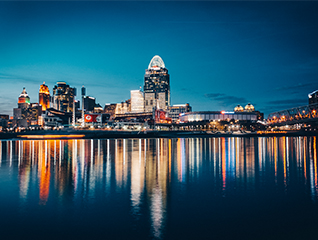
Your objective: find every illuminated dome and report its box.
[18,87,30,104]
[39,82,50,95]
[234,104,244,112]
[245,103,255,112]
[148,55,165,69]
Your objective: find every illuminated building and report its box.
[18,87,30,110]
[130,89,144,113]
[144,55,170,112]
[115,99,131,114]
[39,82,50,111]
[244,103,255,112]
[234,105,244,112]
[309,90,318,104]
[179,111,258,122]
[104,103,117,119]
[168,103,192,122]
[52,82,75,113]
[13,88,41,127]
[93,103,103,113]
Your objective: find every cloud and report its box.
[273,82,316,92]
[205,93,248,108]
[261,98,308,114]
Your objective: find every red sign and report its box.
[85,114,101,123]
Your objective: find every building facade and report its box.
[130,89,144,113]
[39,82,50,111]
[144,55,170,112]
[52,82,75,113]
[179,111,258,123]
[169,103,192,122]
[83,96,96,112]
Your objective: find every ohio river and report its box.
[0,137,318,239]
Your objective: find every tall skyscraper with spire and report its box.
[144,55,170,112]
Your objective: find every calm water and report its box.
[1,137,318,239]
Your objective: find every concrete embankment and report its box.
[0,130,318,140]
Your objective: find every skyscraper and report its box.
[39,82,50,111]
[131,89,144,113]
[144,55,170,112]
[18,87,31,110]
[52,82,75,113]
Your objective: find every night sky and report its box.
[1,1,318,117]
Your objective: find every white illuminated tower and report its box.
[144,55,170,112]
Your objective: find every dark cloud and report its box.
[205,93,248,108]
[261,98,308,114]
[267,98,307,106]
[274,82,316,92]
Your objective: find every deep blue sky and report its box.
[1,1,318,117]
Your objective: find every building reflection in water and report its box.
[1,136,318,237]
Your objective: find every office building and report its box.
[169,103,192,122]
[83,96,96,112]
[131,89,144,113]
[39,82,50,111]
[144,55,170,112]
[52,82,75,113]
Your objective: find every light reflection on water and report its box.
[0,137,318,239]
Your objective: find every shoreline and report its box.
[1,129,318,140]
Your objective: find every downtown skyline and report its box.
[1,1,318,117]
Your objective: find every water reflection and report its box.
[0,136,318,238]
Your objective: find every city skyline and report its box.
[1,1,318,116]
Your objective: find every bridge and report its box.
[267,102,318,127]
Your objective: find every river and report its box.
[0,137,317,239]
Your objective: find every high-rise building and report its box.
[52,82,75,113]
[18,88,30,110]
[14,88,42,127]
[144,55,170,112]
[83,96,96,112]
[39,82,50,111]
[130,89,144,113]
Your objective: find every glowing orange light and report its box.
[17,135,85,139]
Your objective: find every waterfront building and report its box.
[309,90,318,104]
[115,100,131,115]
[168,103,192,122]
[52,82,75,113]
[39,82,50,111]
[94,103,103,113]
[83,96,96,112]
[179,111,258,123]
[131,89,144,113]
[144,55,170,112]
[104,103,117,119]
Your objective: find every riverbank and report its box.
[1,129,318,140]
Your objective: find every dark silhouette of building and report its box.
[83,96,96,112]
[309,90,318,104]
